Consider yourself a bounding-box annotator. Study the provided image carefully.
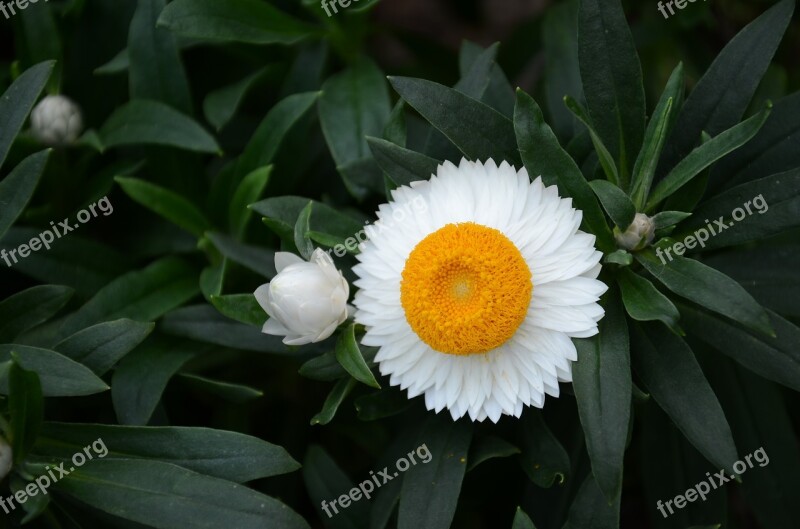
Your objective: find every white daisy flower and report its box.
[353,158,608,423]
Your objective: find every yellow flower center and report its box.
[400,222,532,355]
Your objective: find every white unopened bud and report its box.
[0,436,12,480]
[615,213,655,251]
[30,95,83,146]
[254,249,350,345]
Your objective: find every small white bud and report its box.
[254,248,350,345]
[615,213,655,251]
[30,95,84,146]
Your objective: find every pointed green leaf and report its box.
[564,95,620,186]
[0,61,53,171]
[55,319,154,375]
[294,201,314,260]
[513,89,614,252]
[9,358,43,464]
[562,474,619,529]
[647,105,772,210]
[367,137,440,188]
[636,249,772,336]
[157,0,317,45]
[519,411,569,488]
[204,67,269,131]
[210,294,266,327]
[630,323,738,472]
[229,166,271,239]
[588,180,635,230]
[335,324,380,389]
[0,345,109,397]
[311,377,356,426]
[178,374,263,403]
[618,268,682,334]
[0,150,51,239]
[116,177,211,237]
[390,76,520,165]
[512,507,537,529]
[303,445,369,528]
[0,284,73,343]
[578,0,645,184]
[99,100,220,154]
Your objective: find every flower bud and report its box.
[255,248,350,345]
[0,436,12,480]
[30,95,83,146]
[614,213,655,251]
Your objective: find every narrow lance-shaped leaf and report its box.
[55,319,155,376]
[630,62,684,210]
[630,322,738,473]
[0,345,109,397]
[588,179,635,230]
[564,95,620,186]
[617,268,682,334]
[562,474,620,529]
[646,104,772,211]
[636,248,772,336]
[293,201,314,260]
[116,177,212,238]
[513,89,615,252]
[572,290,630,502]
[578,0,645,185]
[9,358,44,464]
[519,411,569,488]
[310,377,356,426]
[0,150,52,240]
[0,284,73,343]
[390,76,521,165]
[335,324,380,389]
[367,137,441,188]
[0,61,53,171]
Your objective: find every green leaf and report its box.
[513,89,614,252]
[335,324,380,389]
[229,165,271,239]
[303,445,369,529]
[636,249,772,336]
[512,507,537,529]
[603,249,632,266]
[60,257,198,337]
[206,232,276,278]
[9,358,43,464]
[564,95,620,186]
[0,345,108,397]
[319,58,390,199]
[251,196,364,245]
[116,177,212,237]
[588,179,635,230]
[562,474,620,529]
[128,0,192,114]
[541,0,583,140]
[630,63,684,210]
[161,305,310,354]
[618,268,682,334]
[0,61,53,171]
[112,337,204,425]
[679,304,800,393]
[157,0,317,46]
[54,459,310,529]
[178,374,263,403]
[519,411,569,488]
[646,105,772,211]
[299,351,348,382]
[467,435,520,472]
[0,150,51,240]
[294,201,314,260]
[651,211,691,230]
[0,228,130,297]
[578,0,645,184]
[398,415,472,529]
[33,422,296,482]
[0,284,73,343]
[630,322,738,472]
[204,67,269,131]
[236,92,320,177]
[99,100,220,154]
[572,290,631,502]
[210,294,266,327]
[55,319,154,375]
[390,76,521,165]
[659,0,794,171]
[367,137,441,188]
[675,168,800,251]
[311,377,356,426]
